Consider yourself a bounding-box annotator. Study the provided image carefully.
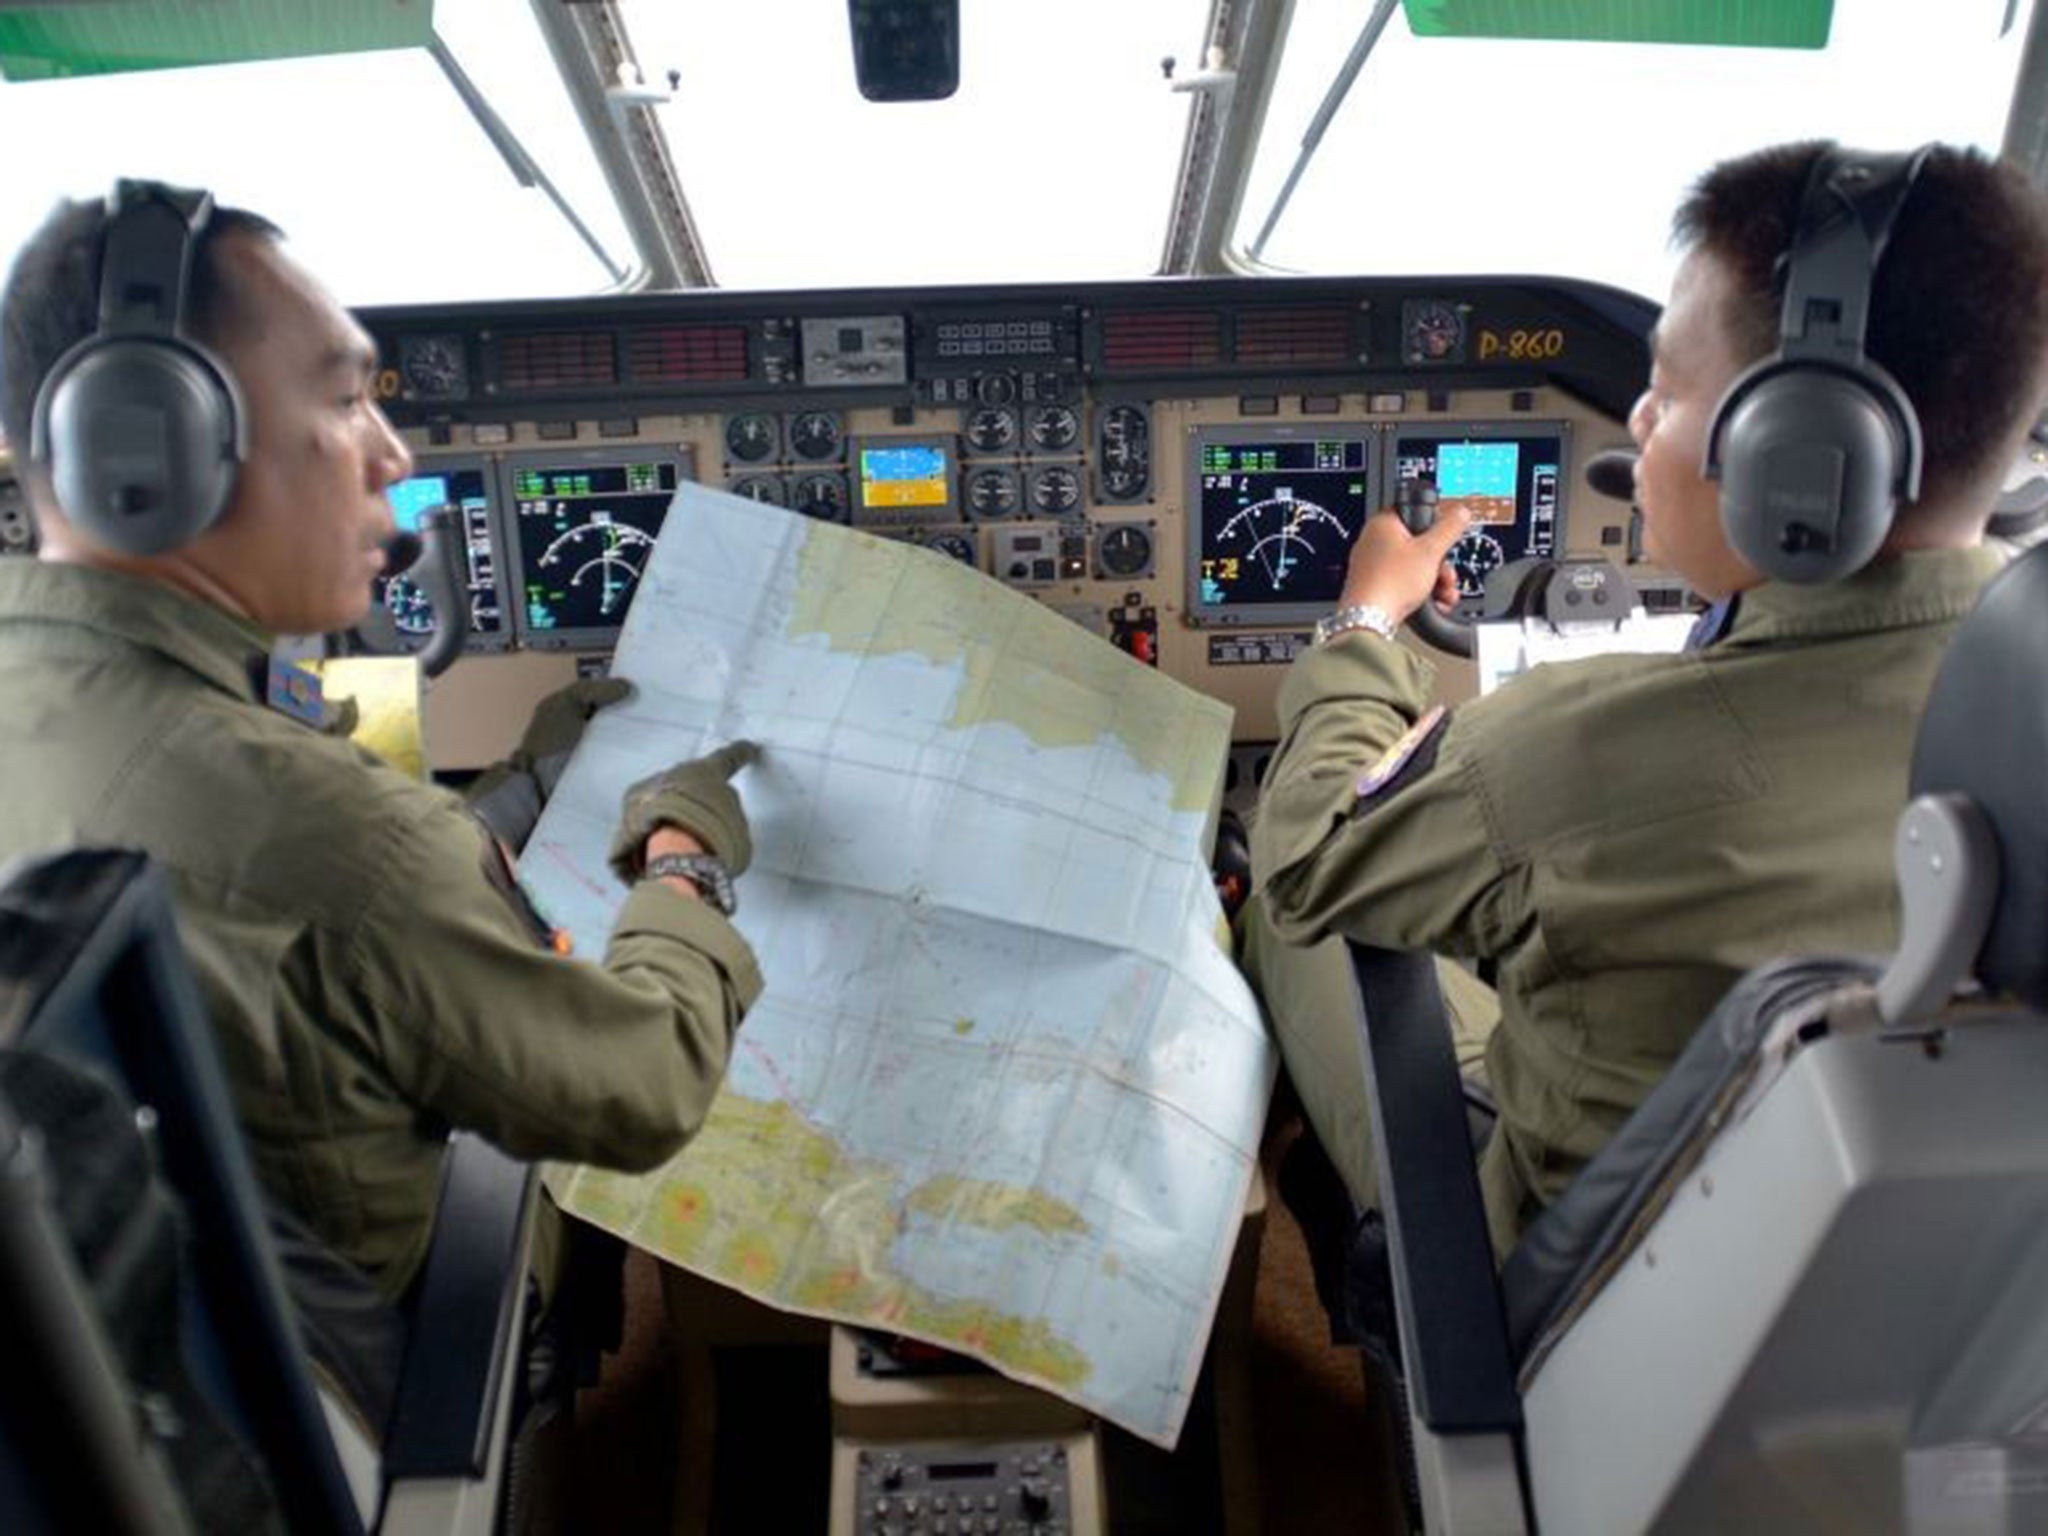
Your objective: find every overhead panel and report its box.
[0,0,431,82]
[1400,0,1833,48]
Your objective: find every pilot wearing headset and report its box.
[0,185,761,1311]
[1243,142,2048,1259]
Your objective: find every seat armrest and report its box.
[1349,943,1521,1435]
[381,1134,537,1479]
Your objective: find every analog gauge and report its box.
[793,472,850,524]
[926,532,978,566]
[1097,404,1151,500]
[1095,523,1154,580]
[378,574,436,636]
[724,412,780,463]
[399,334,466,399]
[1449,530,1506,599]
[730,474,788,507]
[965,467,1021,520]
[788,410,843,462]
[1403,299,1468,364]
[1029,464,1082,516]
[1027,404,1080,453]
[964,406,1019,455]
[976,372,1017,406]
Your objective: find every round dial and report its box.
[926,532,978,566]
[793,472,850,524]
[1027,404,1080,453]
[1097,405,1151,499]
[1404,300,1467,363]
[399,335,465,398]
[1096,524,1154,579]
[964,407,1019,455]
[724,412,780,463]
[976,373,1017,406]
[788,411,843,462]
[1449,530,1506,599]
[380,574,436,636]
[730,474,788,507]
[965,467,1021,520]
[1029,464,1082,516]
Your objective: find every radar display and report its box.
[509,458,682,643]
[1193,437,1372,619]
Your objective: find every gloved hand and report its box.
[467,677,634,853]
[516,676,635,798]
[608,741,760,882]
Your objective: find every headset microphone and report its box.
[381,530,423,574]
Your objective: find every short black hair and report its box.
[0,192,281,462]
[1674,141,2048,516]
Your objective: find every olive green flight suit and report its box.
[1245,548,2001,1256]
[0,562,763,1299]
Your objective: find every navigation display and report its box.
[1188,430,1375,625]
[374,462,507,651]
[851,436,957,524]
[504,453,686,648]
[1391,426,1565,608]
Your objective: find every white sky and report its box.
[0,0,2031,310]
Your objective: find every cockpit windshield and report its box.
[1238,0,2030,300]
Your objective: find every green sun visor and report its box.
[0,1,432,83]
[1401,0,1833,48]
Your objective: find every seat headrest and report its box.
[1910,543,2048,1009]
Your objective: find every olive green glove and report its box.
[467,677,634,852]
[518,676,635,797]
[608,740,760,882]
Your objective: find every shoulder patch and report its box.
[1352,704,1450,812]
[260,657,326,726]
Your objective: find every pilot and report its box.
[0,188,763,1323]
[1242,141,2048,1257]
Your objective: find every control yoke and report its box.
[412,506,469,679]
[1393,478,1476,658]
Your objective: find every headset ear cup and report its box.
[35,333,242,557]
[1709,357,1912,585]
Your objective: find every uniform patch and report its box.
[1353,705,1449,809]
[262,657,325,725]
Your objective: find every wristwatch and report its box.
[1313,602,1398,647]
[643,852,738,916]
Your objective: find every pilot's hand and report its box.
[609,740,760,883]
[1338,504,1472,622]
[516,676,635,790]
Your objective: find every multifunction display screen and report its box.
[1391,428,1565,606]
[1190,434,1374,625]
[506,457,683,646]
[376,465,505,648]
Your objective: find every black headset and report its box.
[1704,145,1933,585]
[28,180,246,556]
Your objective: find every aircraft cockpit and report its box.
[2,3,2046,1533]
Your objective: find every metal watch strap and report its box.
[642,852,737,915]
[1315,603,1397,646]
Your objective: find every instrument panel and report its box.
[357,274,1657,766]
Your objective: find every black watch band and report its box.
[642,852,738,916]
